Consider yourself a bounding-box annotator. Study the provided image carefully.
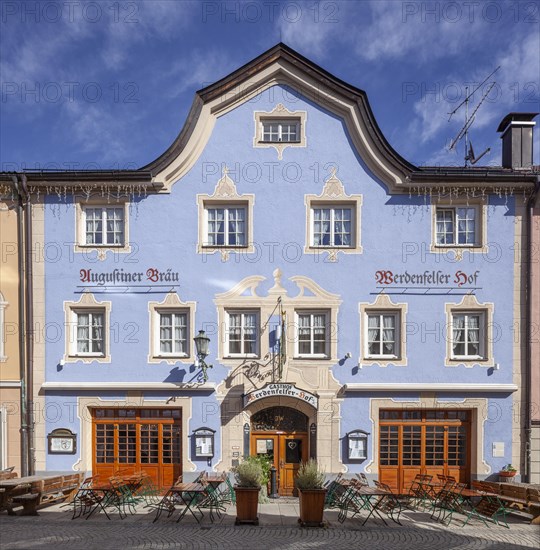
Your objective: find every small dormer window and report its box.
[261,119,300,143]
[253,104,306,159]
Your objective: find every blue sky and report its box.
[1,0,539,171]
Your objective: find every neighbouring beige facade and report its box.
[0,200,21,472]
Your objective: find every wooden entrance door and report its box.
[92,408,182,489]
[250,405,310,496]
[278,434,308,496]
[250,433,308,496]
[379,409,470,493]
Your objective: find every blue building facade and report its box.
[20,45,537,493]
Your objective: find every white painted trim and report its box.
[0,381,21,388]
[41,382,216,391]
[342,383,517,393]
[0,406,6,470]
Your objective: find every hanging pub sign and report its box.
[47,428,77,455]
[244,383,318,409]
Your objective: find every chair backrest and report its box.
[375,480,392,493]
[195,470,207,482]
[356,473,369,486]
[437,474,447,482]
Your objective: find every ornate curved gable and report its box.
[143,43,416,193]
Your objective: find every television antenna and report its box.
[448,66,500,166]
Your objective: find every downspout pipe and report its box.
[10,175,28,477]
[525,176,540,482]
[20,174,35,476]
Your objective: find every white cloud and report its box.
[100,1,198,70]
[163,49,236,97]
[276,10,338,58]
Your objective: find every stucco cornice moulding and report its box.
[40,382,216,392]
[342,383,518,393]
[0,381,22,388]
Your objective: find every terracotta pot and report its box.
[298,488,327,527]
[498,471,517,481]
[234,486,260,525]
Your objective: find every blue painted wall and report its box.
[42,85,517,474]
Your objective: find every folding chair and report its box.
[355,473,369,486]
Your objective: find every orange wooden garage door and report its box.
[92,408,182,489]
[379,409,470,494]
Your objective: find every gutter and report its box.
[20,174,35,476]
[525,176,540,482]
[10,175,28,477]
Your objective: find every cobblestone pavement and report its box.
[0,500,538,550]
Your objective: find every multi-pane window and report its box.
[366,312,399,357]
[436,207,477,246]
[159,312,188,356]
[206,206,246,247]
[227,311,258,356]
[297,312,328,357]
[262,119,300,142]
[76,311,104,355]
[312,207,353,247]
[83,206,125,246]
[451,312,483,358]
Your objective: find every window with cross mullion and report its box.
[296,312,328,357]
[227,311,258,357]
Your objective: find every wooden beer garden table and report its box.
[152,482,207,523]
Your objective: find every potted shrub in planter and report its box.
[498,464,517,481]
[233,457,263,525]
[295,459,327,527]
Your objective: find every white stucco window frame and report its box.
[359,294,408,367]
[430,196,488,259]
[148,293,196,365]
[304,169,362,262]
[253,104,307,160]
[63,292,112,364]
[293,309,331,360]
[74,197,131,260]
[224,309,261,359]
[445,294,494,368]
[196,168,255,262]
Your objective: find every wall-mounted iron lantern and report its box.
[193,329,213,382]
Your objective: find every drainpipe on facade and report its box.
[20,174,35,475]
[525,176,540,482]
[10,175,28,477]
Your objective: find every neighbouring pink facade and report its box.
[531,191,540,483]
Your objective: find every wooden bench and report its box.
[472,480,540,524]
[0,468,17,481]
[11,474,84,516]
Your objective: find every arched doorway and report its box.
[250,407,309,496]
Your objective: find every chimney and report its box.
[497,112,538,169]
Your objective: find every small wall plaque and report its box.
[47,428,77,455]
